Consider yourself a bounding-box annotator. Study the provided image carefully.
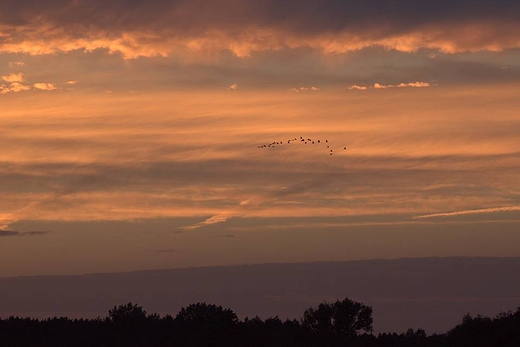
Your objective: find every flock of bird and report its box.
[257,136,347,155]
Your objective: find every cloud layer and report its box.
[1,0,520,58]
[1,1,519,277]
[1,85,519,231]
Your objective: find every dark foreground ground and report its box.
[0,300,519,347]
[1,257,520,333]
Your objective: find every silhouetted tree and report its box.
[302,298,373,341]
[107,303,157,347]
[175,302,238,327]
[4,300,520,347]
[108,302,147,324]
[175,302,239,347]
[448,309,520,347]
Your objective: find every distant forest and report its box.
[0,298,518,347]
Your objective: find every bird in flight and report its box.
[257,136,348,156]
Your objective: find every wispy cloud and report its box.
[0,87,518,231]
[8,61,25,68]
[290,86,319,92]
[348,82,431,90]
[227,83,238,90]
[181,213,238,231]
[415,206,520,219]
[398,82,430,88]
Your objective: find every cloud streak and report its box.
[349,82,431,90]
[1,0,520,58]
[181,213,238,231]
[415,206,520,219]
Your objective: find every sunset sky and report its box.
[1,0,519,277]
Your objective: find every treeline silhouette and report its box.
[0,298,519,347]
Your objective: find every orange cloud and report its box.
[291,86,319,92]
[0,82,30,94]
[348,85,367,91]
[3,26,520,59]
[33,83,58,91]
[2,73,25,83]
[1,1,519,59]
[397,82,430,88]
[348,82,431,90]
[373,83,393,89]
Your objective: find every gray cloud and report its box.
[3,0,518,34]
[0,230,49,237]
[0,230,18,237]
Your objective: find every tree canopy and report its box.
[108,302,147,324]
[302,298,373,340]
[175,302,238,327]
[1,299,519,347]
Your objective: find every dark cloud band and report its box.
[1,0,519,57]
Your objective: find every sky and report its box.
[1,0,520,277]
